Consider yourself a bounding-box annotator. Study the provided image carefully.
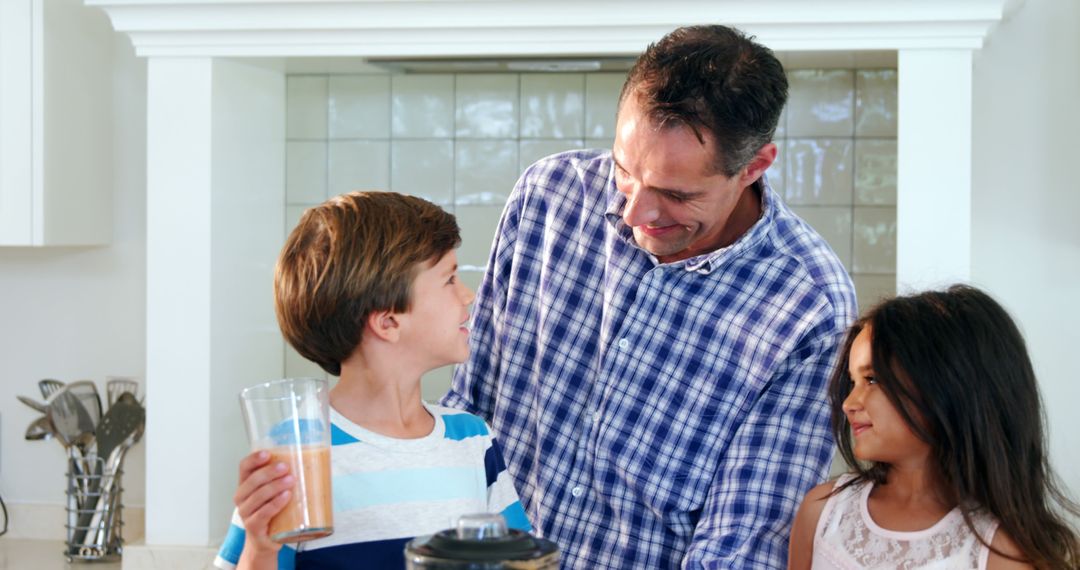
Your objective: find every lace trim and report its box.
[814,475,998,569]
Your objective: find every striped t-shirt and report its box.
[214,403,530,570]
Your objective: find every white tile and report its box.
[328,75,391,139]
[519,139,584,173]
[286,141,327,204]
[328,140,391,195]
[287,76,328,139]
[853,206,897,274]
[586,73,626,139]
[784,139,854,206]
[392,74,454,138]
[455,75,519,138]
[391,140,454,207]
[285,344,328,381]
[454,140,519,206]
[853,274,896,315]
[421,364,454,403]
[775,105,788,139]
[520,74,585,139]
[786,70,854,137]
[791,206,853,270]
[764,146,785,195]
[854,139,897,205]
[855,70,898,137]
[455,205,505,268]
[585,138,613,152]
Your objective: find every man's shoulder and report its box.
[519,148,612,192]
[762,200,857,322]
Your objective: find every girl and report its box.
[789,285,1079,569]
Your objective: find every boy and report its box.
[214,192,529,570]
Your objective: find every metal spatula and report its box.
[39,378,65,399]
[17,394,48,414]
[25,416,55,440]
[105,377,139,410]
[82,392,145,551]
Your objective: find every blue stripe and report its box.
[331,424,360,445]
[217,523,245,564]
[278,545,296,570]
[296,537,410,570]
[217,524,296,568]
[500,502,532,532]
[483,439,508,486]
[333,467,483,511]
[442,413,488,440]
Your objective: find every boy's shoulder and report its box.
[426,403,493,441]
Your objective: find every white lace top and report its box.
[812,474,1000,569]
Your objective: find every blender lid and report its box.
[408,514,558,561]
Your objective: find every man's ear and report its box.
[738,142,777,188]
[366,310,401,343]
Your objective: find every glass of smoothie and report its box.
[239,378,333,543]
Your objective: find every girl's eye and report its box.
[447,275,457,285]
[865,375,877,385]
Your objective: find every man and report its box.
[443,25,857,568]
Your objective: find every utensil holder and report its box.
[65,455,124,562]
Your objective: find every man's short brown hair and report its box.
[274,191,460,376]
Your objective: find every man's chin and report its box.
[633,235,686,260]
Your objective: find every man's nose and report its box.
[622,186,660,227]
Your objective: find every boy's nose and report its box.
[459,282,476,305]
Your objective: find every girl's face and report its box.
[842,326,932,467]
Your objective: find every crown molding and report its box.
[87,0,1020,57]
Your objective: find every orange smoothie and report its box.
[267,445,333,543]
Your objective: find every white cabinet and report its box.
[0,0,113,246]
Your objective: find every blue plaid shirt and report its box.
[443,150,856,569]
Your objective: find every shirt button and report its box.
[571,486,584,498]
[618,338,630,350]
[591,411,601,424]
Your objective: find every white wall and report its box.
[0,33,146,511]
[971,0,1080,505]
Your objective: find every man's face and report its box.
[612,94,757,264]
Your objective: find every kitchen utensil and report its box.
[405,514,560,569]
[105,377,139,410]
[84,392,145,551]
[17,394,48,414]
[25,416,55,440]
[46,382,101,522]
[39,378,65,399]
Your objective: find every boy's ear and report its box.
[366,310,401,343]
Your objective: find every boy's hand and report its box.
[234,450,293,562]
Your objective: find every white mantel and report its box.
[91,0,1020,56]
[84,0,1020,562]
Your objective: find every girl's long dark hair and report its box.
[828,285,1079,569]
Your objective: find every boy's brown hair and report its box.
[274,191,460,375]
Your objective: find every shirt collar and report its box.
[603,161,779,275]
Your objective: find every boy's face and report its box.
[397,249,475,370]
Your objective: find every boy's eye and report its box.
[447,275,457,285]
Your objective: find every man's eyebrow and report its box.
[611,157,701,199]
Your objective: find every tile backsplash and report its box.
[282,68,897,397]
